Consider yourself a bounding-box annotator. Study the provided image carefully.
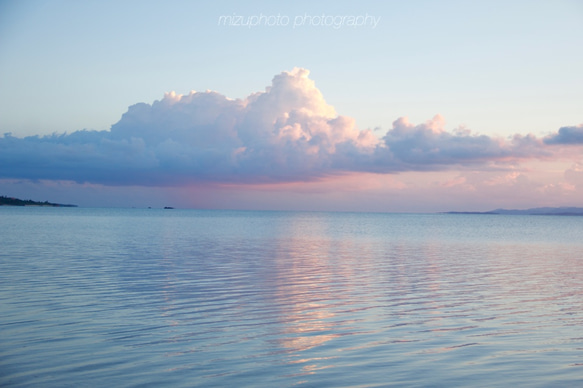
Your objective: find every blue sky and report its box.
[1,1,582,211]
[2,0,581,137]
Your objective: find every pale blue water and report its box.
[1,208,583,387]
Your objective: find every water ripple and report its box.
[1,209,583,386]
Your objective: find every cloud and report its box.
[543,124,583,145]
[370,116,549,172]
[565,163,583,188]
[0,68,580,186]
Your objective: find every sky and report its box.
[0,0,582,212]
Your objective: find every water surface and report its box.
[1,208,582,386]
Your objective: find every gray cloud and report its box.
[0,68,578,186]
[544,124,583,145]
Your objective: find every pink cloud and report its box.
[0,68,581,189]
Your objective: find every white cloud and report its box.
[0,68,580,186]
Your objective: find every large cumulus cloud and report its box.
[0,68,580,186]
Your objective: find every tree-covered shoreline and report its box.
[0,195,77,207]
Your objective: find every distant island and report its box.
[446,207,583,216]
[0,195,77,207]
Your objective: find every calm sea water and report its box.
[1,208,583,387]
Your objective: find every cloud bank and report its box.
[0,68,580,186]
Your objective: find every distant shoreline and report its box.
[1,196,581,215]
[0,195,77,207]
[444,207,583,216]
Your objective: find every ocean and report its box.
[1,208,582,387]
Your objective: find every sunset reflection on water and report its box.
[3,209,583,386]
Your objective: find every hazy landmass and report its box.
[0,195,77,207]
[446,207,583,216]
